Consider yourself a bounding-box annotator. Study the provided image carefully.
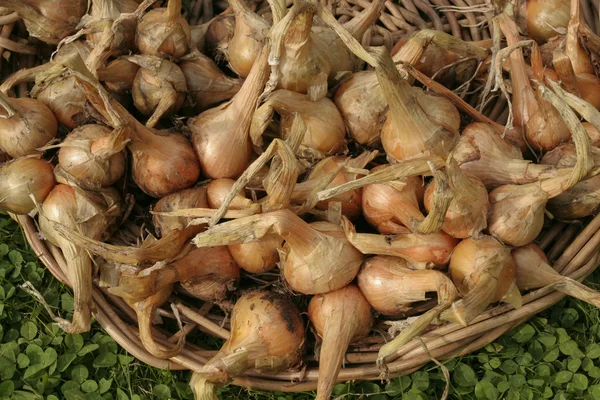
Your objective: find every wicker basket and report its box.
[6,0,600,395]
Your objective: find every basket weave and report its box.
[6,0,600,394]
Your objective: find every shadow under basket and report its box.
[12,212,600,392]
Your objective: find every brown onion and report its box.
[180,52,242,112]
[97,57,141,93]
[226,0,269,77]
[190,291,305,399]
[57,124,127,188]
[441,235,522,326]
[0,93,57,158]
[308,285,373,400]
[87,0,138,54]
[129,56,187,128]
[524,0,570,43]
[135,0,191,59]
[0,156,56,214]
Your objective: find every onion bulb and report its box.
[204,14,235,57]
[342,218,458,269]
[546,175,600,219]
[291,156,365,219]
[206,178,282,274]
[190,291,305,399]
[252,90,346,155]
[524,0,569,43]
[57,125,127,189]
[110,246,239,303]
[97,57,141,93]
[513,244,600,308]
[135,0,191,59]
[334,29,484,146]
[308,285,373,400]
[441,235,522,326]
[129,56,187,128]
[189,46,270,179]
[226,0,269,78]
[374,49,459,161]
[564,0,595,75]
[358,256,458,365]
[424,157,489,238]
[68,55,201,197]
[39,184,123,333]
[498,13,570,151]
[273,8,331,94]
[0,93,57,158]
[180,53,242,112]
[0,0,87,44]
[87,0,139,54]
[0,156,56,214]
[153,186,209,238]
[362,172,425,234]
[193,210,363,294]
[453,123,559,189]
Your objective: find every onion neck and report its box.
[285,10,313,50]
[60,242,93,333]
[230,45,270,121]
[343,0,385,41]
[167,0,183,24]
[137,290,185,358]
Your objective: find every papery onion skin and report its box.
[308,284,373,400]
[0,157,56,214]
[35,77,86,129]
[488,183,547,247]
[58,125,126,188]
[206,178,283,273]
[3,0,88,44]
[87,0,138,54]
[334,71,386,146]
[98,58,141,93]
[547,175,600,219]
[190,290,305,399]
[362,174,425,234]
[357,255,456,316]
[525,0,570,43]
[282,220,364,294]
[130,128,200,198]
[180,54,242,112]
[135,5,191,59]
[0,97,58,158]
[153,186,208,237]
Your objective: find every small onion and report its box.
[0,157,56,215]
[135,0,191,59]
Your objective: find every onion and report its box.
[87,0,138,54]
[189,45,270,179]
[513,244,600,307]
[270,8,331,94]
[226,0,269,78]
[180,52,242,112]
[498,13,570,152]
[0,156,56,214]
[153,186,209,238]
[0,0,87,44]
[97,57,141,93]
[190,291,305,399]
[334,30,485,146]
[291,156,367,219]
[424,157,489,238]
[129,56,187,128]
[135,0,191,59]
[524,0,570,43]
[252,90,346,155]
[206,178,282,274]
[358,256,458,365]
[362,172,425,234]
[204,14,235,57]
[308,285,373,400]
[441,235,522,326]
[488,82,593,246]
[192,210,363,294]
[68,55,201,198]
[453,122,560,189]
[0,93,58,158]
[39,184,123,333]
[565,0,595,75]
[342,218,458,269]
[110,246,239,303]
[57,125,127,189]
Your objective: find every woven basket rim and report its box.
[13,212,600,392]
